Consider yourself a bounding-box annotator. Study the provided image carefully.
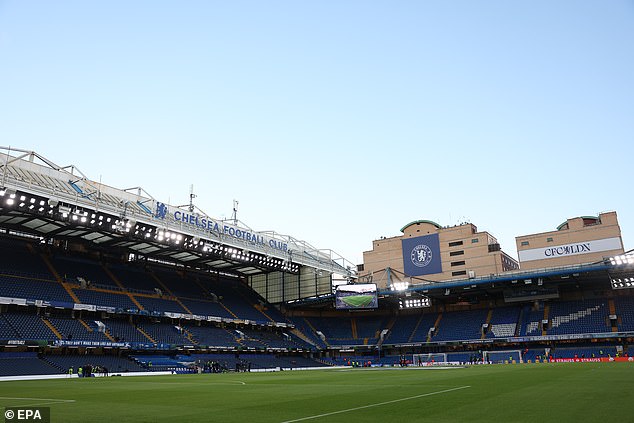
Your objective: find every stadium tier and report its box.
[0,148,633,377]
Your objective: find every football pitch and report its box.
[1,363,633,422]
[340,295,374,308]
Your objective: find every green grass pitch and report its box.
[1,363,633,422]
[340,294,374,308]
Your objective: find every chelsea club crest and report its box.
[411,244,433,268]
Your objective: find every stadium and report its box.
[0,146,633,422]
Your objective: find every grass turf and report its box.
[1,363,633,422]
[340,295,374,308]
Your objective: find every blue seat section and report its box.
[0,352,59,376]
[0,239,52,277]
[486,306,521,338]
[136,322,191,345]
[305,316,352,345]
[383,314,421,344]
[47,317,109,342]
[204,279,271,323]
[181,324,241,348]
[258,304,288,323]
[0,315,20,339]
[43,355,146,373]
[178,298,234,319]
[520,305,545,336]
[383,313,438,345]
[135,296,187,314]
[552,346,618,358]
[239,328,310,350]
[0,312,57,341]
[432,309,489,341]
[304,316,380,346]
[0,275,73,303]
[286,317,327,349]
[614,296,634,331]
[108,264,161,293]
[355,316,387,344]
[407,313,440,343]
[546,299,609,335]
[154,270,205,297]
[50,255,119,287]
[73,289,137,310]
[102,319,150,343]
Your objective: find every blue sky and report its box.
[0,1,632,265]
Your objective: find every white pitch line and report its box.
[281,385,471,423]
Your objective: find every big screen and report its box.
[335,283,378,310]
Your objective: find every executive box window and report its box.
[450,250,464,257]
[452,270,467,276]
[471,238,479,243]
[451,260,466,267]
[547,237,554,242]
[448,241,463,247]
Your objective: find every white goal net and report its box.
[412,353,448,366]
[483,350,523,364]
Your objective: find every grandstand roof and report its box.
[0,147,354,279]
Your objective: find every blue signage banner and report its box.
[402,234,442,276]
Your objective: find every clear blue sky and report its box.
[1,1,632,266]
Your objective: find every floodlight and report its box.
[608,253,634,266]
[610,275,634,290]
[391,281,410,291]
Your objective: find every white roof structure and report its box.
[0,146,355,280]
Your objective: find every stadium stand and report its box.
[546,299,610,335]
[486,306,521,338]
[614,297,634,331]
[0,231,633,378]
[432,309,490,342]
[0,352,59,376]
[43,354,146,373]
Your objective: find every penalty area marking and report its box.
[0,397,76,407]
[280,385,470,423]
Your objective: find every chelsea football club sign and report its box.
[402,234,442,276]
[153,202,289,252]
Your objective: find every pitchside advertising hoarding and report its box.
[402,234,442,277]
[518,237,622,262]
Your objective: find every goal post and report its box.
[412,353,447,366]
[483,350,523,364]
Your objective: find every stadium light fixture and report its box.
[391,281,410,291]
[610,276,634,290]
[399,296,431,309]
[607,253,634,266]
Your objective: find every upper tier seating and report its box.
[487,306,521,338]
[432,309,489,341]
[546,299,610,335]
